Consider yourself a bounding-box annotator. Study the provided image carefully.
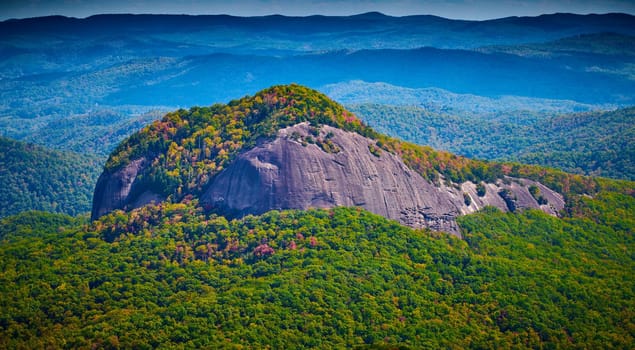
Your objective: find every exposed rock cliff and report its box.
[91,84,566,236]
[91,158,163,220]
[201,123,564,236]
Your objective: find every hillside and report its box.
[1,189,633,348]
[323,80,614,116]
[5,45,631,110]
[0,107,169,156]
[0,137,102,217]
[349,104,635,180]
[93,85,587,234]
[514,108,635,179]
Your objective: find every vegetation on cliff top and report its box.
[105,84,373,201]
[104,84,621,211]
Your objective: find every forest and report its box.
[0,137,101,217]
[0,187,632,348]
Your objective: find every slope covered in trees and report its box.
[323,80,613,116]
[350,104,635,180]
[0,137,102,217]
[514,108,635,179]
[0,185,633,348]
[478,32,635,58]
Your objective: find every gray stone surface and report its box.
[91,158,163,220]
[92,122,565,236]
[201,123,564,236]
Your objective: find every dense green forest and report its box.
[514,108,635,179]
[0,185,633,348]
[350,104,635,180]
[0,137,101,217]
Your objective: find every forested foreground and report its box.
[0,190,633,349]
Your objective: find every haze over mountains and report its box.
[1,13,634,111]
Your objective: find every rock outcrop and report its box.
[91,158,163,220]
[200,123,564,236]
[90,85,566,236]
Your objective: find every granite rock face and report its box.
[91,158,163,220]
[201,123,564,236]
[92,122,564,235]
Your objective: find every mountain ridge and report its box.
[92,85,577,234]
[3,12,633,158]
[3,12,634,48]
[345,101,635,180]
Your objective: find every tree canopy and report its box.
[0,186,633,348]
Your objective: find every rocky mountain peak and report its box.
[92,85,564,235]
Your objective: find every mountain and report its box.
[513,108,635,178]
[477,32,635,58]
[3,13,634,58]
[93,85,587,235]
[348,104,635,180]
[475,32,635,82]
[0,137,102,217]
[0,107,169,156]
[5,45,632,110]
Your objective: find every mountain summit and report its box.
[92,85,564,235]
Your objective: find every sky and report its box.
[2,0,634,21]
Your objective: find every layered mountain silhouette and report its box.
[92,85,564,235]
